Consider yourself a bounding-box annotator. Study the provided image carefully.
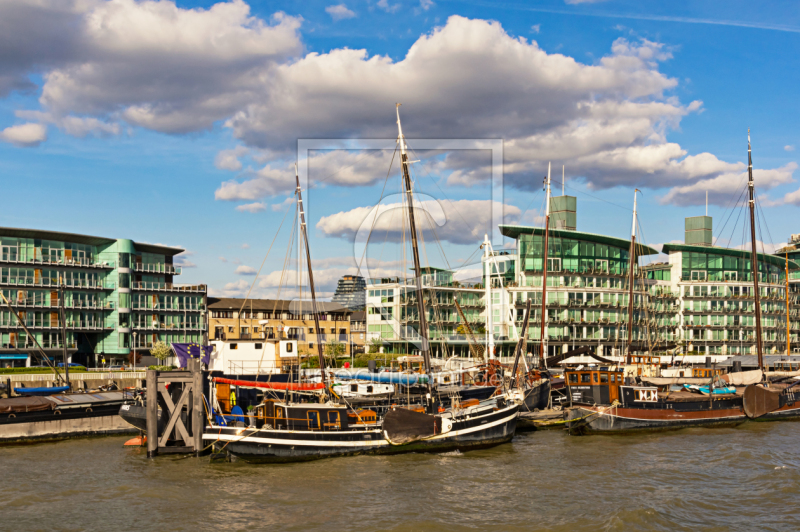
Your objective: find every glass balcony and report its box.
[132,263,182,275]
[132,282,206,293]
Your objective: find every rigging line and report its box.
[236,197,295,317]
[723,187,747,252]
[712,173,749,241]
[755,192,776,254]
[407,145,483,241]
[557,178,632,212]
[354,145,399,279]
[713,179,749,247]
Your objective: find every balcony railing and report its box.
[0,320,113,330]
[0,253,114,269]
[131,303,205,312]
[0,340,77,350]
[132,323,205,331]
[132,282,206,293]
[0,277,114,290]
[132,263,182,275]
[1,299,115,310]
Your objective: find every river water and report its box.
[2,422,799,532]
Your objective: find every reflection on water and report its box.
[1,422,799,531]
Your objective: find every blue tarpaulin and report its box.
[333,371,428,385]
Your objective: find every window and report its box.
[592,373,598,383]
[254,343,263,350]
[227,326,234,333]
[230,343,238,350]
[580,373,590,383]
[308,328,314,333]
[286,343,293,353]
[600,373,609,384]
[307,411,320,430]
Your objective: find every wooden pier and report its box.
[146,359,205,457]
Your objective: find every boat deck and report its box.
[659,390,741,402]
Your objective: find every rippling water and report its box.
[2,422,799,531]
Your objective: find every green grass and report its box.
[0,366,88,375]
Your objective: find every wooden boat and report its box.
[564,366,746,434]
[742,379,800,421]
[204,113,522,462]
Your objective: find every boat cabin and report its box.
[565,367,624,405]
[692,367,724,379]
[391,355,426,374]
[629,355,661,366]
[255,401,351,431]
[208,339,298,375]
[337,382,394,397]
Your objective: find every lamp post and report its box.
[132,331,137,369]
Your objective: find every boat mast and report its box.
[538,163,551,368]
[396,104,434,402]
[625,189,639,365]
[295,167,327,389]
[484,234,494,359]
[747,130,764,371]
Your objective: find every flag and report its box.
[171,343,212,368]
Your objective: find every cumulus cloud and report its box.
[235,202,266,212]
[317,198,520,245]
[235,265,257,275]
[785,145,796,152]
[215,146,249,171]
[377,0,401,14]
[0,122,47,147]
[173,250,197,268]
[659,162,797,206]
[325,4,356,20]
[0,0,302,136]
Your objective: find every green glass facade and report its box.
[0,228,206,366]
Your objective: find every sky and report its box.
[0,0,799,299]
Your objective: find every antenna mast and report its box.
[625,189,639,365]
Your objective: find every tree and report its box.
[324,340,346,358]
[127,351,142,365]
[368,337,384,354]
[151,341,172,364]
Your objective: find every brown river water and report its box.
[1,422,799,532]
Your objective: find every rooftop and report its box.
[498,225,659,256]
[661,243,800,270]
[207,297,352,315]
[0,226,185,256]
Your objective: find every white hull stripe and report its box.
[203,408,519,448]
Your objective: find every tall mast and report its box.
[59,275,70,387]
[396,104,434,401]
[625,189,639,365]
[295,167,327,388]
[538,162,551,368]
[484,234,494,359]
[748,130,764,371]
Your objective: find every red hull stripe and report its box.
[215,377,324,391]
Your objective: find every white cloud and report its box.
[235,265,257,275]
[316,198,520,245]
[174,250,197,268]
[241,243,250,249]
[0,122,47,147]
[215,146,249,171]
[0,0,302,136]
[785,145,796,152]
[235,202,266,213]
[419,0,435,10]
[377,0,401,14]
[659,162,797,206]
[531,24,540,34]
[219,256,228,262]
[325,4,356,20]
[271,197,295,211]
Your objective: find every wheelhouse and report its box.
[565,367,624,405]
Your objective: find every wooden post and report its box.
[192,359,204,454]
[146,368,158,458]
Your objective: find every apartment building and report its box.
[0,227,206,366]
[207,298,354,357]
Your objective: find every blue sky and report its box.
[0,0,798,298]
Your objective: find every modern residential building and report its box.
[365,196,798,359]
[207,298,354,357]
[331,274,366,310]
[774,234,800,353]
[0,227,206,367]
